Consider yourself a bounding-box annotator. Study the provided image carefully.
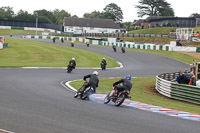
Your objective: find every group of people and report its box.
[67,57,132,99]
[176,70,196,86]
[68,57,107,72]
[112,45,125,53]
[79,70,132,100]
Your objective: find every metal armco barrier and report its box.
[156,72,200,105]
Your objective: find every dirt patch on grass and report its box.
[179,52,200,59]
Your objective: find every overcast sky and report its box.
[1,0,200,22]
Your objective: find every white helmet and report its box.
[72,58,75,60]
[103,58,105,60]
[93,71,99,76]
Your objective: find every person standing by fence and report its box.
[189,72,196,86]
[176,71,190,84]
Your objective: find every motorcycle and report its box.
[67,63,74,73]
[61,38,64,43]
[101,62,106,70]
[53,38,56,43]
[74,81,94,100]
[86,42,89,47]
[112,46,116,52]
[121,47,125,53]
[104,86,131,106]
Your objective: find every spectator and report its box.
[189,72,196,86]
[197,32,200,37]
[176,71,190,84]
[1,39,5,43]
[184,69,190,77]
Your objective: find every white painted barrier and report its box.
[0,43,3,49]
[0,26,11,29]
[25,35,198,52]
[172,46,196,52]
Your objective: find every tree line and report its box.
[0,3,123,26]
[1,1,198,30]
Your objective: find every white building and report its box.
[63,17,120,34]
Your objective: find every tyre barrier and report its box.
[26,35,200,53]
[156,72,200,105]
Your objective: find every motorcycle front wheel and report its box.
[104,92,111,104]
[115,94,126,106]
[81,88,90,100]
[74,92,78,98]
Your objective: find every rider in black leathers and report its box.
[101,58,107,70]
[68,58,76,69]
[83,71,99,93]
[113,75,132,94]
[82,71,99,93]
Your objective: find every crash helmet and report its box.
[125,75,131,80]
[72,58,75,61]
[93,71,99,76]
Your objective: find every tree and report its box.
[34,9,55,23]
[83,11,105,19]
[121,22,133,31]
[52,9,71,25]
[136,0,174,17]
[190,13,200,18]
[0,6,14,19]
[103,3,123,24]
[158,4,174,16]
[15,10,35,21]
[71,15,78,18]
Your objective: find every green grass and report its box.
[128,48,200,64]
[0,38,119,67]
[70,77,200,115]
[0,29,42,35]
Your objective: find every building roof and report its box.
[63,17,120,29]
[146,16,196,22]
[132,19,145,26]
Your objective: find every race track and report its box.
[0,36,199,133]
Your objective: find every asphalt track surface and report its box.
[0,36,199,133]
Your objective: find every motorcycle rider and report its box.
[112,45,116,52]
[86,42,89,47]
[83,71,99,93]
[121,46,125,53]
[112,75,132,97]
[61,37,64,43]
[52,37,56,43]
[100,58,107,70]
[67,58,76,72]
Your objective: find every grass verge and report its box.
[70,77,200,115]
[128,48,200,64]
[0,38,119,67]
[0,29,42,35]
